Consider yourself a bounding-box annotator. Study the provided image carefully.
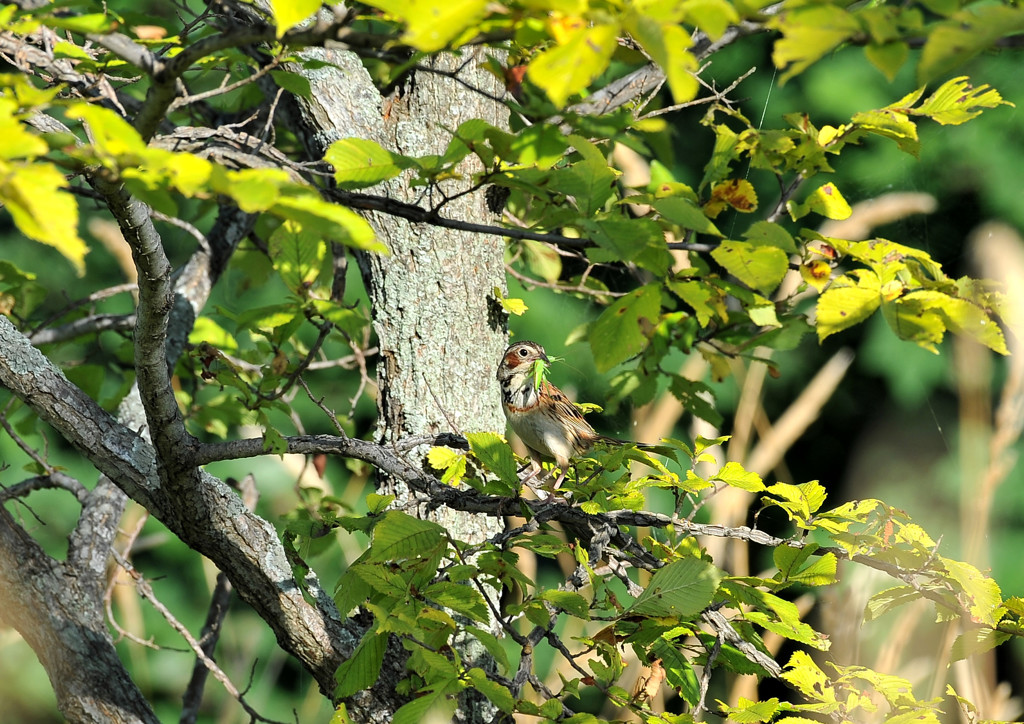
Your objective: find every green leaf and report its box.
[540,589,590,618]
[270,69,312,97]
[711,241,789,295]
[918,8,1024,85]
[466,431,519,487]
[940,557,1002,626]
[466,668,515,713]
[367,511,445,562]
[589,283,661,372]
[268,220,326,293]
[466,625,510,672]
[326,138,415,189]
[627,558,722,617]
[743,220,796,253]
[269,0,320,36]
[584,215,664,263]
[527,23,619,108]
[816,271,881,342]
[865,41,909,83]
[392,691,457,724]
[548,158,619,217]
[334,626,386,698]
[652,197,723,236]
[423,581,488,622]
[650,638,701,704]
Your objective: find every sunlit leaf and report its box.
[326,138,415,189]
[787,182,851,221]
[527,23,619,108]
[711,241,788,295]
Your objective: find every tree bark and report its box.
[278,40,510,723]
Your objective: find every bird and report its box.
[497,339,636,490]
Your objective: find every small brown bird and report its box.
[497,340,625,489]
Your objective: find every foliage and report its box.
[0,0,1021,722]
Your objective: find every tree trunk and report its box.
[279,40,510,723]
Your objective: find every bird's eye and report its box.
[518,348,529,357]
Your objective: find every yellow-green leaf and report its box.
[325,138,414,190]
[270,0,321,37]
[527,23,619,108]
[771,5,861,82]
[711,240,788,295]
[271,193,385,252]
[865,41,909,83]
[816,271,881,342]
[625,17,698,103]
[268,220,325,293]
[787,182,851,221]
[0,161,86,275]
[906,75,1013,126]
[363,0,488,51]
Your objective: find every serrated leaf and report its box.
[466,668,514,713]
[911,75,1013,126]
[271,193,384,252]
[527,23,619,108]
[941,557,1002,626]
[584,215,664,263]
[625,16,699,103]
[816,271,881,342]
[467,625,510,672]
[334,626,386,698]
[589,283,661,372]
[366,0,488,51]
[366,493,395,514]
[367,511,445,562]
[424,581,488,622]
[391,689,457,724]
[466,431,519,487]
[628,558,722,617]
